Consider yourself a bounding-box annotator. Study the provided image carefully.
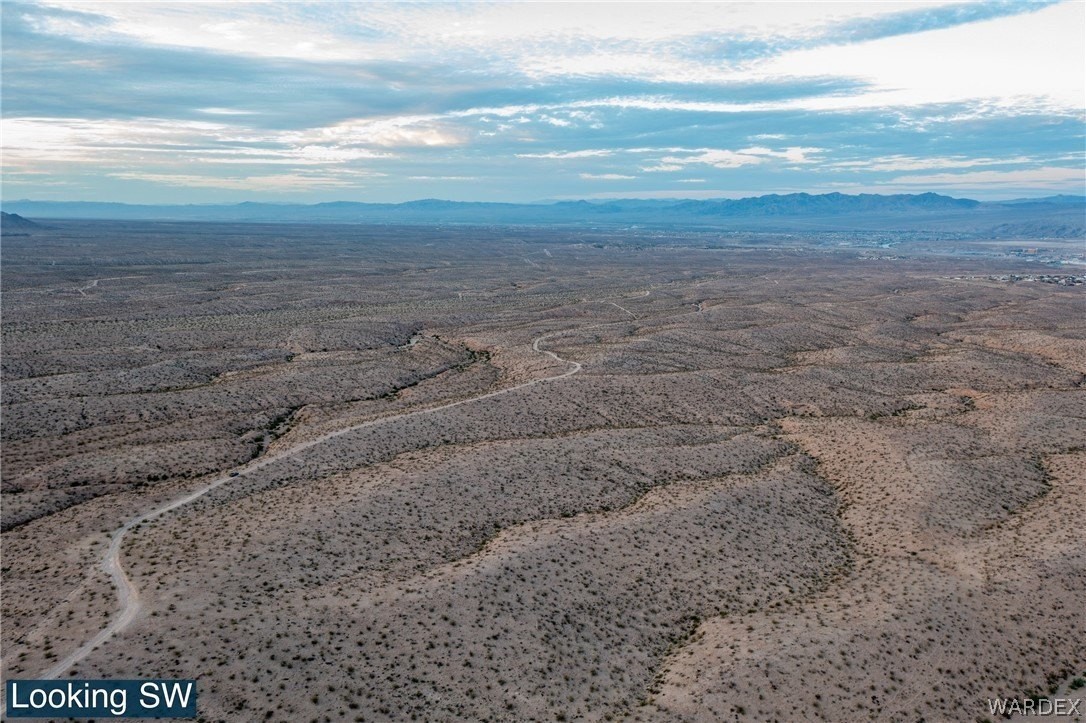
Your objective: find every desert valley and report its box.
[1,219,1083,721]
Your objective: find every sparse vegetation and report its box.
[2,222,1083,721]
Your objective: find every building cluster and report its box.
[991,273,1085,286]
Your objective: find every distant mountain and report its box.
[998,195,1086,205]
[670,191,979,217]
[1,192,981,220]
[2,192,1082,237]
[1,211,41,232]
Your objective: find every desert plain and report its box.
[1,221,1083,722]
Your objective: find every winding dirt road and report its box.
[38,322,597,679]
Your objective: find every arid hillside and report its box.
[2,222,1083,722]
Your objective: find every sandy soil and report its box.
[2,222,1082,721]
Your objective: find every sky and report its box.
[2,1,1084,204]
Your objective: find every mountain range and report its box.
[0,211,42,233]
[3,192,1083,237]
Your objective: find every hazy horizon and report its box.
[3,1,1084,204]
[4,190,1085,208]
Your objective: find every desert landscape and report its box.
[1,220,1083,721]
[4,0,1085,719]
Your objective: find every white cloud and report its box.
[562,89,1077,118]
[1,117,236,164]
[539,115,572,128]
[14,2,1084,200]
[0,117,397,168]
[309,116,467,148]
[35,1,953,63]
[749,1,1085,114]
[643,146,823,172]
[519,51,709,83]
[27,0,1083,118]
[196,107,254,116]
[516,150,613,159]
[889,166,1086,188]
[36,0,1079,112]
[830,155,1039,172]
[555,189,757,200]
[108,171,359,191]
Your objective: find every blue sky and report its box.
[2,1,1084,203]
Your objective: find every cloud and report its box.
[516,150,613,159]
[643,146,823,172]
[829,154,1043,172]
[555,189,753,200]
[197,108,255,116]
[108,171,362,191]
[30,0,1051,82]
[749,1,1084,114]
[888,166,1086,188]
[339,124,465,148]
[4,1,1083,202]
[0,117,396,167]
